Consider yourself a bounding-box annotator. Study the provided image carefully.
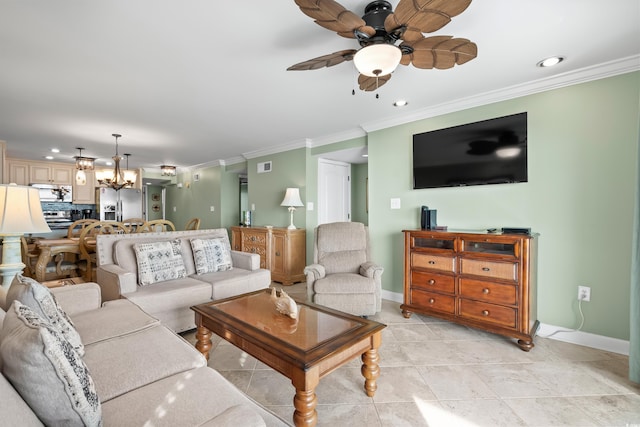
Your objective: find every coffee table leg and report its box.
[195,325,212,360]
[292,369,318,427]
[361,332,382,397]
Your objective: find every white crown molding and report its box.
[362,55,640,133]
[242,138,311,160]
[307,127,368,148]
[382,289,629,355]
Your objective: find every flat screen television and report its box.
[413,112,528,189]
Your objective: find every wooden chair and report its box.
[21,237,41,279]
[121,218,147,233]
[66,218,99,239]
[78,221,129,281]
[184,217,201,231]
[138,219,176,233]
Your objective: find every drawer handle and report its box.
[428,260,436,265]
[275,251,281,256]
[429,298,435,304]
[482,310,489,316]
[251,236,256,241]
[482,267,490,271]
[251,248,256,253]
[428,279,435,285]
[482,288,490,294]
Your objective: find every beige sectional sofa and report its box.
[0,277,288,426]
[95,229,271,332]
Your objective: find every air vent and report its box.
[257,161,272,174]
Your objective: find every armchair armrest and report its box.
[96,264,138,302]
[230,250,260,271]
[360,262,384,280]
[304,264,325,281]
[50,282,102,316]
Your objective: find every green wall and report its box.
[247,148,307,228]
[351,163,369,225]
[368,72,639,340]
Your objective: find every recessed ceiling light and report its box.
[51,148,60,153]
[537,56,565,68]
[45,155,54,160]
[105,161,113,166]
[393,99,408,107]
[362,154,368,158]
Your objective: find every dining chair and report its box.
[78,221,128,281]
[66,218,99,239]
[121,218,147,233]
[138,219,176,233]
[184,217,201,231]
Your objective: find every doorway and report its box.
[318,158,351,225]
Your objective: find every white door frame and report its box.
[317,158,351,225]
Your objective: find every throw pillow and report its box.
[134,239,187,286]
[190,238,233,275]
[6,273,84,356]
[0,301,102,426]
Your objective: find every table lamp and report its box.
[280,188,304,230]
[0,184,51,292]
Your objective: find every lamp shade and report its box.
[0,184,51,233]
[280,188,304,207]
[353,44,402,77]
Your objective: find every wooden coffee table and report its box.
[192,289,386,427]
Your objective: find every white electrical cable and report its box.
[538,298,585,338]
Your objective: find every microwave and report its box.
[30,184,72,202]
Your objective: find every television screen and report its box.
[413,112,528,189]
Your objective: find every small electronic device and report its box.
[501,227,531,235]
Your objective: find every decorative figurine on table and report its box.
[270,287,298,319]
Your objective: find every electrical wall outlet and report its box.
[578,286,591,302]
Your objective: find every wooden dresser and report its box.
[402,230,539,351]
[231,226,306,285]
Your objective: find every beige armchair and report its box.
[304,222,383,316]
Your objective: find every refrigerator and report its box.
[96,187,143,222]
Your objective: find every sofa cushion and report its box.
[101,367,283,426]
[124,277,213,314]
[83,324,206,402]
[195,268,271,300]
[134,240,187,286]
[191,238,233,274]
[0,374,43,426]
[6,273,84,356]
[72,299,159,345]
[0,301,102,426]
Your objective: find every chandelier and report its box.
[96,133,137,191]
[160,165,176,176]
[74,147,95,186]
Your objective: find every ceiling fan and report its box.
[287,0,478,91]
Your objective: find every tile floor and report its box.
[183,283,640,426]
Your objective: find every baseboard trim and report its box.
[381,290,629,356]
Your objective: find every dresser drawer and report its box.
[243,244,267,268]
[412,253,456,273]
[410,289,455,314]
[459,299,516,329]
[242,232,267,245]
[459,278,517,305]
[411,271,455,294]
[460,259,517,282]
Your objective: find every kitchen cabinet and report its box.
[29,162,73,185]
[7,159,30,185]
[72,169,95,203]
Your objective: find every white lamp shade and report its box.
[280,188,304,207]
[353,44,402,77]
[0,184,51,233]
[76,169,87,185]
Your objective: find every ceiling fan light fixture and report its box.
[393,99,408,107]
[353,44,401,77]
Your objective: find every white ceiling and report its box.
[0,1,638,171]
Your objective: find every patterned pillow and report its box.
[0,301,102,426]
[134,240,187,286]
[6,273,84,356]
[190,238,233,274]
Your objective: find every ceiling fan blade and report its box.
[401,36,477,69]
[385,0,472,35]
[294,0,375,39]
[358,74,391,92]
[287,49,357,71]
